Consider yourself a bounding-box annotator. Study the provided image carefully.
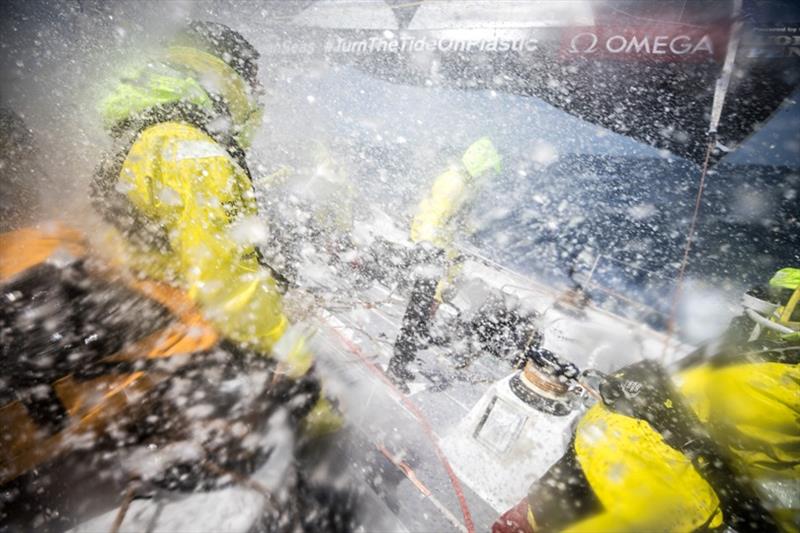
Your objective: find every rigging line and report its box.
[389,0,426,8]
[378,444,469,533]
[203,460,279,514]
[321,318,476,533]
[606,5,708,29]
[661,0,743,361]
[592,254,677,279]
[677,0,688,24]
[109,479,140,533]
[586,281,670,318]
[661,136,715,361]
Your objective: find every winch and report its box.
[440,347,583,512]
[508,348,580,416]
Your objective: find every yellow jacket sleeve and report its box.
[675,361,800,531]
[410,168,469,248]
[676,362,800,476]
[117,122,311,373]
[570,403,723,532]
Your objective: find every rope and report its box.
[661,0,743,360]
[109,479,139,533]
[661,136,715,360]
[322,320,476,533]
[378,444,468,533]
[203,460,279,514]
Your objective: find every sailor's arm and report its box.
[121,123,311,375]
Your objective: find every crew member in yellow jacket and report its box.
[409,137,502,253]
[493,268,800,533]
[387,137,502,388]
[91,21,336,432]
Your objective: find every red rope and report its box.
[661,136,716,360]
[324,321,476,533]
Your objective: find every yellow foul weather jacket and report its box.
[525,350,799,532]
[409,137,501,301]
[410,166,474,250]
[410,136,502,252]
[93,45,312,377]
[110,122,307,369]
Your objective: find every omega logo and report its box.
[568,32,714,56]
